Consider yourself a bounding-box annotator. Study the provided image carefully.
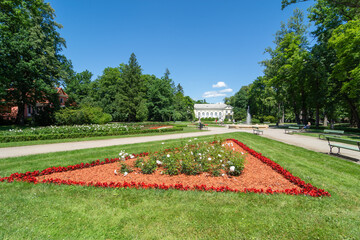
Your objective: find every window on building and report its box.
[60,98,63,103]
[206,112,209,117]
[215,112,217,116]
[202,112,205,116]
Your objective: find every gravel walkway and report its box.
[0,126,359,163]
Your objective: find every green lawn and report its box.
[0,126,200,148]
[1,132,359,239]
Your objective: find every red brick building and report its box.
[0,87,68,121]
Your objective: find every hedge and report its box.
[0,127,183,143]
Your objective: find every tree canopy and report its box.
[0,0,67,124]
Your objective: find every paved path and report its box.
[261,128,360,163]
[0,126,359,163]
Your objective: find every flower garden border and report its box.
[0,138,330,197]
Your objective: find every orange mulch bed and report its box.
[36,140,301,192]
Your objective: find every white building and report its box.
[194,103,233,120]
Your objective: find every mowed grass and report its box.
[1,132,359,239]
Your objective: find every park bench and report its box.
[326,136,360,154]
[252,126,263,135]
[319,129,345,140]
[284,126,301,134]
[198,123,208,130]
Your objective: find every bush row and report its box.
[0,127,183,143]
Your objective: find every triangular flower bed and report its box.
[0,139,330,197]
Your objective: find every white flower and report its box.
[124,172,128,176]
[167,154,170,158]
[230,166,235,172]
[114,169,118,175]
[162,142,164,145]
[194,138,197,140]
[191,151,193,155]
[222,144,225,147]
[218,154,222,157]
[188,140,192,142]
[220,160,223,163]
[130,155,135,159]
[156,160,162,165]
[208,157,212,161]
[241,152,244,155]
[198,153,202,156]
[199,157,202,160]
[222,174,225,176]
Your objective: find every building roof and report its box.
[194,103,233,109]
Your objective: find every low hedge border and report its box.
[0,139,331,197]
[0,127,183,143]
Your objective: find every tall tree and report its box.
[121,53,145,122]
[329,19,360,128]
[262,9,310,124]
[146,70,175,121]
[0,0,66,124]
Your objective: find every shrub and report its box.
[251,118,260,124]
[54,106,112,125]
[140,156,157,174]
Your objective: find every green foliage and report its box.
[136,99,148,122]
[0,125,184,143]
[140,156,157,174]
[54,106,112,125]
[0,0,67,124]
[64,70,93,104]
[119,162,133,174]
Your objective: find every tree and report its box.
[146,70,175,121]
[0,0,66,124]
[121,53,145,122]
[329,19,360,128]
[92,66,124,121]
[262,9,310,124]
[64,70,93,104]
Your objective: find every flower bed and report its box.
[0,139,331,197]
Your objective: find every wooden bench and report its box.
[319,130,345,140]
[284,126,301,134]
[326,137,360,154]
[198,123,208,130]
[252,127,263,135]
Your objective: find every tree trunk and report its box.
[16,102,25,125]
[315,105,320,128]
[344,96,360,129]
[295,112,301,125]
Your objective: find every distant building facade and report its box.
[194,103,233,120]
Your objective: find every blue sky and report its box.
[47,0,314,103]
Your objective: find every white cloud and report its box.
[212,81,227,88]
[219,88,233,93]
[202,91,227,98]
